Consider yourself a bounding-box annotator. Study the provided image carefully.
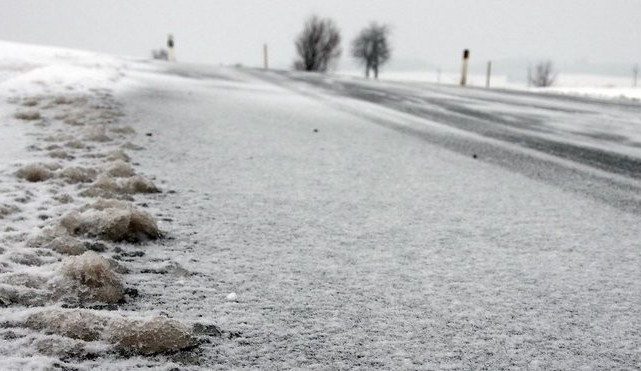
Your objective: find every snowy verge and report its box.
[0,40,219,369]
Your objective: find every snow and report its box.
[0,40,639,369]
[338,69,641,101]
[544,86,641,101]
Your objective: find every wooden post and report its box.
[263,44,269,70]
[167,34,175,62]
[486,61,492,88]
[460,49,469,86]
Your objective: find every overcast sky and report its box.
[1,0,640,74]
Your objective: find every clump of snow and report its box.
[105,160,135,177]
[83,125,111,142]
[90,199,161,240]
[90,174,160,194]
[109,316,196,355]
[28,226,69,248]
[59,166,97,184]
[60,209,131,242]
[110,126,136,135]
[22,309,196,355]
[52,94,85,106]
[8,252,44,266]
[32,335,88,358]
[14,110,41,121]
[58,251,124,304]
[15,163,53,182]
[0,273,48,289]
[0,204,20,219]
[60,199,162,242]
[107,149,131,163]
[79,187,133,201]
[0,284,49,307]
[25,308,109,341]
[61,114,86,126]
[47,235,87,256]
[42,162,62,170]
[47,149,71,159]
[64,140,85,149]
[43,133,75,143]
[21,98,40,107]
[52,193,73,204]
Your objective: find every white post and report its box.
[167,34,175,62]
[634,64,638,87]
[460,49,469,86]
[263,44,269,70]
[437,68,441,85]
[486,61,492,88]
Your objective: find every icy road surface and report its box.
[121,64,640,369]
[0,41,639,370]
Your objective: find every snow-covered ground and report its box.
[1,41,640,369]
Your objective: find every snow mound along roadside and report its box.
[104,159,135,178]
[23,308,197,355]
[15,163,54,182]
[0,40,217,368]
[0,251,127,307]
[87,173,160,195]
[59,166,98,184]
[55,251,125,304]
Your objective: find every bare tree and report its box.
[351,23,391,79]
[530,60,557,87]
[151,49,168,61]
[293,16,342,72]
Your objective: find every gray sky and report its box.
[1,0,640,75]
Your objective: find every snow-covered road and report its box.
[121,64,640,369]
[0,42,639,369]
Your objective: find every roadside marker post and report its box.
[486,61,492,88]
[263,44,269,70]
[634,64,638,87]
[460,49,469,86]
[167,34,175,62]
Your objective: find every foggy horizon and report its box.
[1,0,640,77]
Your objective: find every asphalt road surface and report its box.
[253,69,641,215]
[118,65,641,369]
